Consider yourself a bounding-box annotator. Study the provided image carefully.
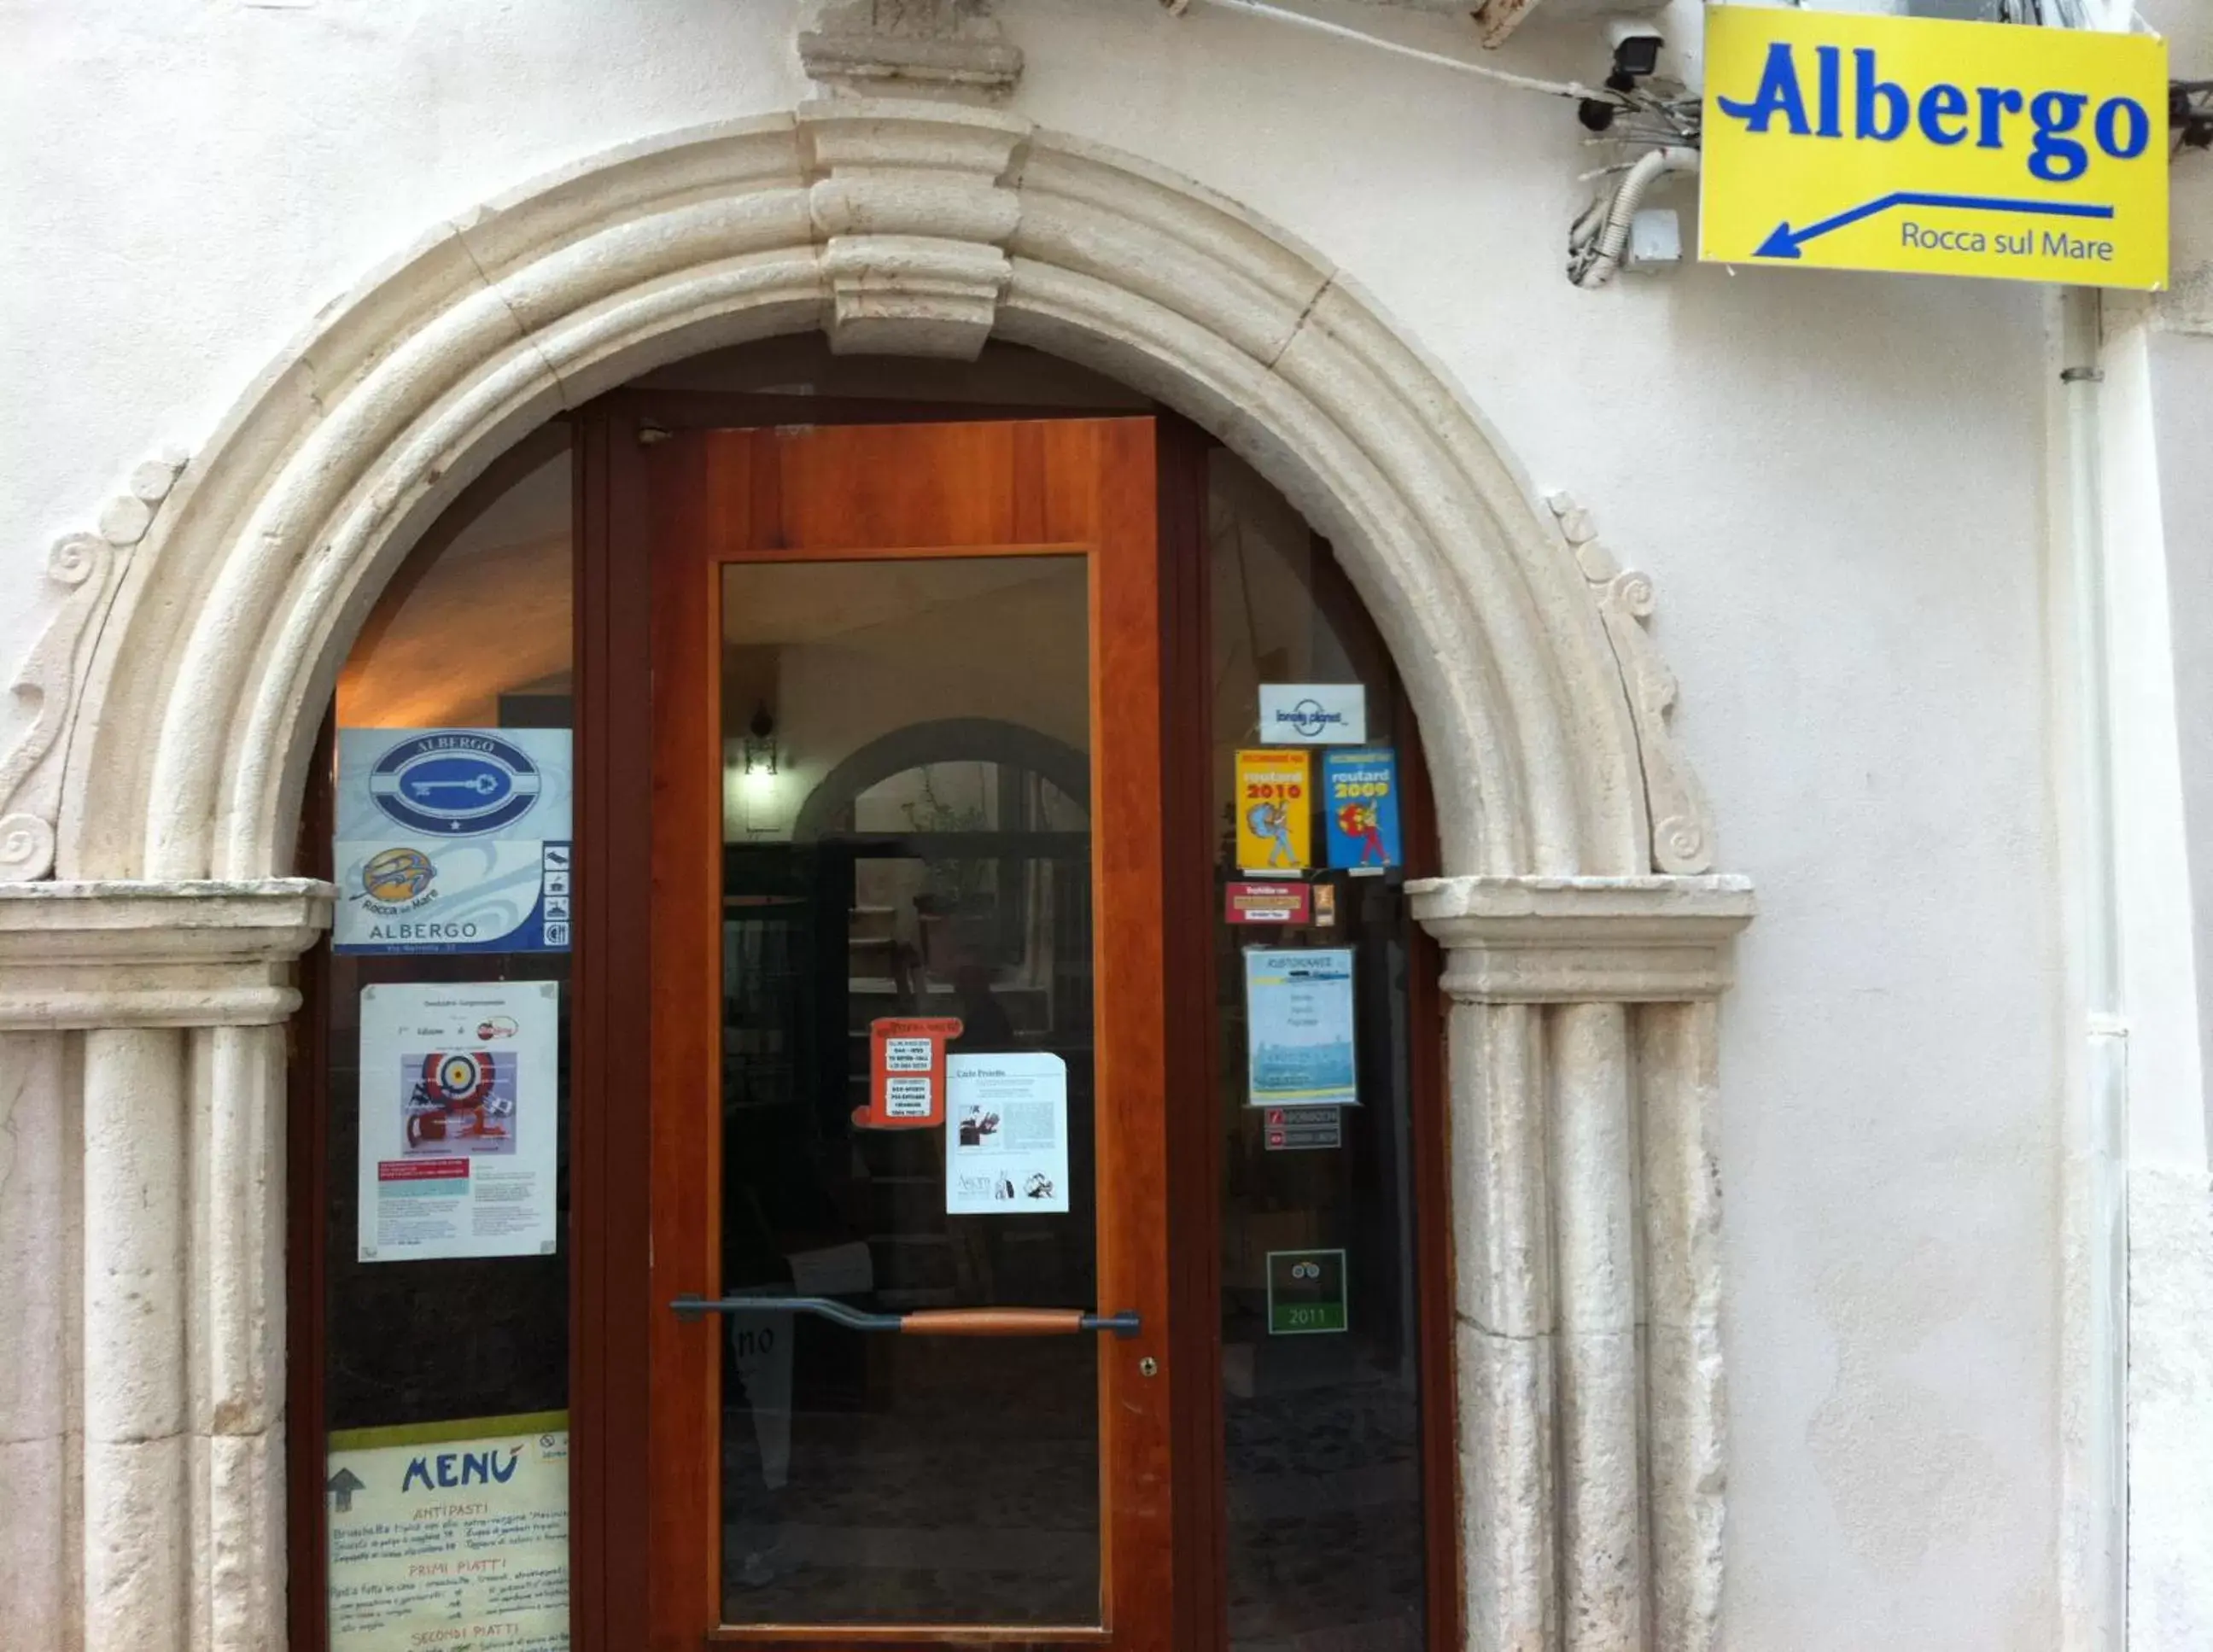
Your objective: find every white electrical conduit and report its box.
[1173,0,1620,102]
[1569,145,1698,289]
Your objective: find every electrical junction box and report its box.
[1625,207,1684,272]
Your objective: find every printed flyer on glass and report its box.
[357,981,561,1263]
[1242,947,1358,1109]
[945,1052,1072,1215]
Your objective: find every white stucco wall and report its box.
[0,1,2101,1645]
[2114,6,2213,1642]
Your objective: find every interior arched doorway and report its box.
[3,100,1753,1652]
[789,717,1093,843]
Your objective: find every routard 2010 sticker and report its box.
[335,727,573,954]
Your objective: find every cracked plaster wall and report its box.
[0,0,2098,1645]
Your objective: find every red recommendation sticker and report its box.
[1224,881,1311,925]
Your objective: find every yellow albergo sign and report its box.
[1701,7,2169,289]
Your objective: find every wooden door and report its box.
[640,418,1172,1647]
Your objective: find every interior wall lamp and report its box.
[741,703,780,781]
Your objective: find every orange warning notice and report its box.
[855,1017,965,1130]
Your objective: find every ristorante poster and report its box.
[335,727,572,954]
[1242,948,1358,1110]
[357,982,560,1263]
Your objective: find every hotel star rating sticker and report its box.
[1700,6,2169,289]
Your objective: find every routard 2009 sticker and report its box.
[335,727,572,954]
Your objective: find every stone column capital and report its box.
[1410,874,1755,1003]
[0,878,333,1030]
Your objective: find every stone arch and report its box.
[25,99,1716,890]
[790,717,1092,843]
[0,98,1755,1652]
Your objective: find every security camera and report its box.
[1607,20,1664,87]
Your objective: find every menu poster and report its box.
[1243,947,1359,1109]
[326,1411,569,1652]
[946,1052,1072,1215]
[358,982,560,1263]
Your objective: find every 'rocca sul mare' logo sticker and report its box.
[361,846,435,905]
[368,732,543,836]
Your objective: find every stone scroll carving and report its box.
[0,452,185,882]
[1550,492,1717,875]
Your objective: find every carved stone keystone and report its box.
[799,1,1024,103]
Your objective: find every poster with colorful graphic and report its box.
[1235,749,1312,873]
[325,1411,569,1651]
[357,982,560,1263]
[1323,748,1401,873]
[946,1053,1071,1215]
[335,727,573,954]
[1242,947,1358,1109]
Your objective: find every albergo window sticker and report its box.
[366,731,546,836]
[335,727,574,954]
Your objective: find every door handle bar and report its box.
[670,1294,1140,1339]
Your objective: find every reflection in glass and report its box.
[716,557,1102,1626]
[319,435,576,1640]
[1209,452,1430,1650]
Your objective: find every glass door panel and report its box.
[715,557,1101,1626]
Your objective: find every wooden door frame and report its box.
[287,388,1452,1652]
[618,414,1174,1649]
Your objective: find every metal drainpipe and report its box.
[2058,284,2128,1652]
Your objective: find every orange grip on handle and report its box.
[899,1308,1087,1337]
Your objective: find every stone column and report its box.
[1550,1001,1644,1649]
[1445,998,1555,1649]
[0,880,332,1652]
[0,1029,77,1650]
[83,1025,190,1650]
[1637,1001,1727,1652]
[1414,874,1754,1652]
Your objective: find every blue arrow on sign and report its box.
[1755,192,2117,259]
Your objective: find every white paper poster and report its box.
[335,727,573,954]
[325,1411,569,1651]
[946,1052,1071,1214]
[358,982,560,1263]
[1243,947,1359,1109]
[1257,683,1367,745]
